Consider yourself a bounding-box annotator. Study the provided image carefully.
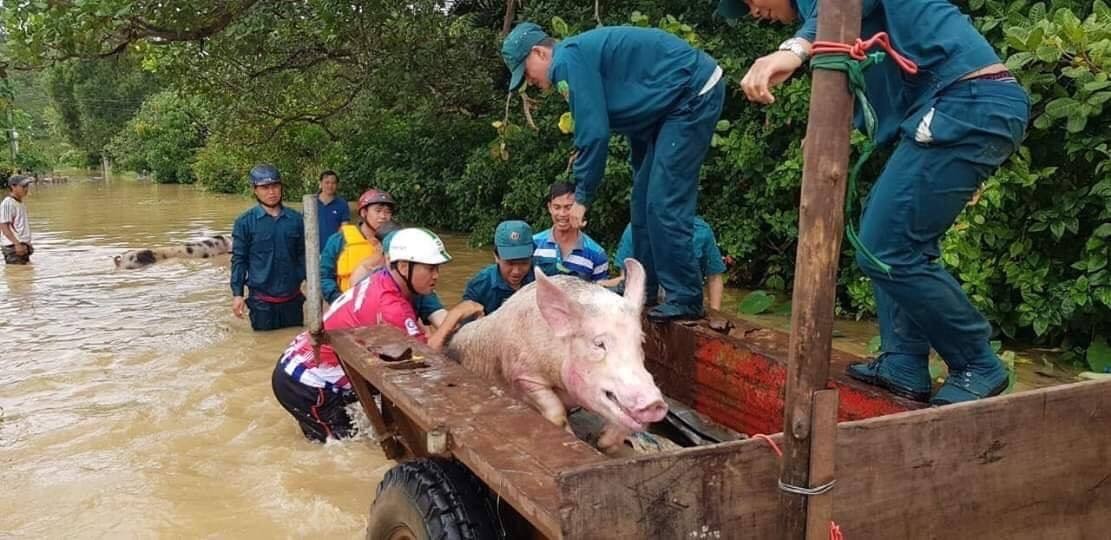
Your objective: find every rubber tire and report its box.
[366,458,500,540]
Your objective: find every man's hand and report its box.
[740,50,804,104]
[454,300,486,321]
[14,243,28,256]
[232,296,246,319]
[569,201,588,230]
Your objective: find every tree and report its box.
[109,91,207,183]
[46,54,158,164]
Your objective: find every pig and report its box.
[114,235,232,269]
[446,258,668,454]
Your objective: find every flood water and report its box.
[0,176,1076,537]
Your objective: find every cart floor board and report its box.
[331,326,606,540]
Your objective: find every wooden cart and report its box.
[332,313,1111,540]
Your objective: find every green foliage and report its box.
[193,137,250,194]
[1089,336,1111,373]
[108,91,206,183]
[45,54,158,164]
[926,0,1111,342]
[5,0,1108,345]
[739,290,775,315]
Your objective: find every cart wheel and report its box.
[367,458,499,540]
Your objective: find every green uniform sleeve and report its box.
[320,232,345,303]
[230,215,249,296]
[462,274,483,305]
[293,213,307,284]
[553,51,611,206]
[417,293,445,324]
[699,225,727,276]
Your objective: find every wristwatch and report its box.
[778,37,810,63]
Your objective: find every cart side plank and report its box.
[331,327,606,540]
[559,378,1111,539]
[643,314,925,436]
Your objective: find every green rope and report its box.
[810,51,892,275]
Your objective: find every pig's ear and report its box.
[622,258,646,309]
[535,269,582,338]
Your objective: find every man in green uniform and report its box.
[719,0,1029,404]
[501,22,725,321]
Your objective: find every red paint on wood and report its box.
[679,328,916,436]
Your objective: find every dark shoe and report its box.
[929,358,1008,406]
[647,303,704,322]
[846,353,932,402]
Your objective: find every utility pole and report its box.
[6,107,16,165]
[779,0,861,537]
[2,77,16,165]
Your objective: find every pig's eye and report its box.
[593,338,606,351]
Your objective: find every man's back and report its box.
[552,26,717,135]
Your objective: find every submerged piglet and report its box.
[447,258,667,453]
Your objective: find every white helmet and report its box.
[387,228,452,265]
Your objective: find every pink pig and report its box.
[446,258,668,454]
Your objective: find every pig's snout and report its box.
[604,389,669,429]
[634,398,668,424]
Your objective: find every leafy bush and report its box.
[193,139,250,194]
[109,91,206,184]
[929,0,1110,342]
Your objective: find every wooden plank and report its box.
[805,389,838,540]
[781,0,862,535]
[559,436,786,539]
[643,316,923,437]
[559,378,1111,539]
[332,326,606,540]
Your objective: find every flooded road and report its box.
[0,176,1075,538]
[0,177,452,538]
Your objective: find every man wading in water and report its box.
[271,228,483,441]
[1,175,35,265]
[230,164,307,331]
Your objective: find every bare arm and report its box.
[0,223,19,245]
[1,223,27,256]
[426,301,484,352]
[597,270,625,289]
[706,273,724,311]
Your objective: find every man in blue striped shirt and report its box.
[532,182,609,282]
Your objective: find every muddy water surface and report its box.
[0,177,493,538]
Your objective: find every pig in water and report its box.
[446,258,668,454]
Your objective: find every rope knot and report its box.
[812,32,918,74]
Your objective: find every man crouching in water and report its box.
[272,228,484,442]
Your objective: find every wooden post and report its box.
[780,0,861,537]
[302,194,323,337]
[805,389,839,539]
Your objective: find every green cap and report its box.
[501,22,549,91]
[716,0,748,19]
[382,230,399,252]
[493,220,534,260]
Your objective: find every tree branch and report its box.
[128,1,260,42]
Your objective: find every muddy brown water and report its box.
[0,175,1075,537]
